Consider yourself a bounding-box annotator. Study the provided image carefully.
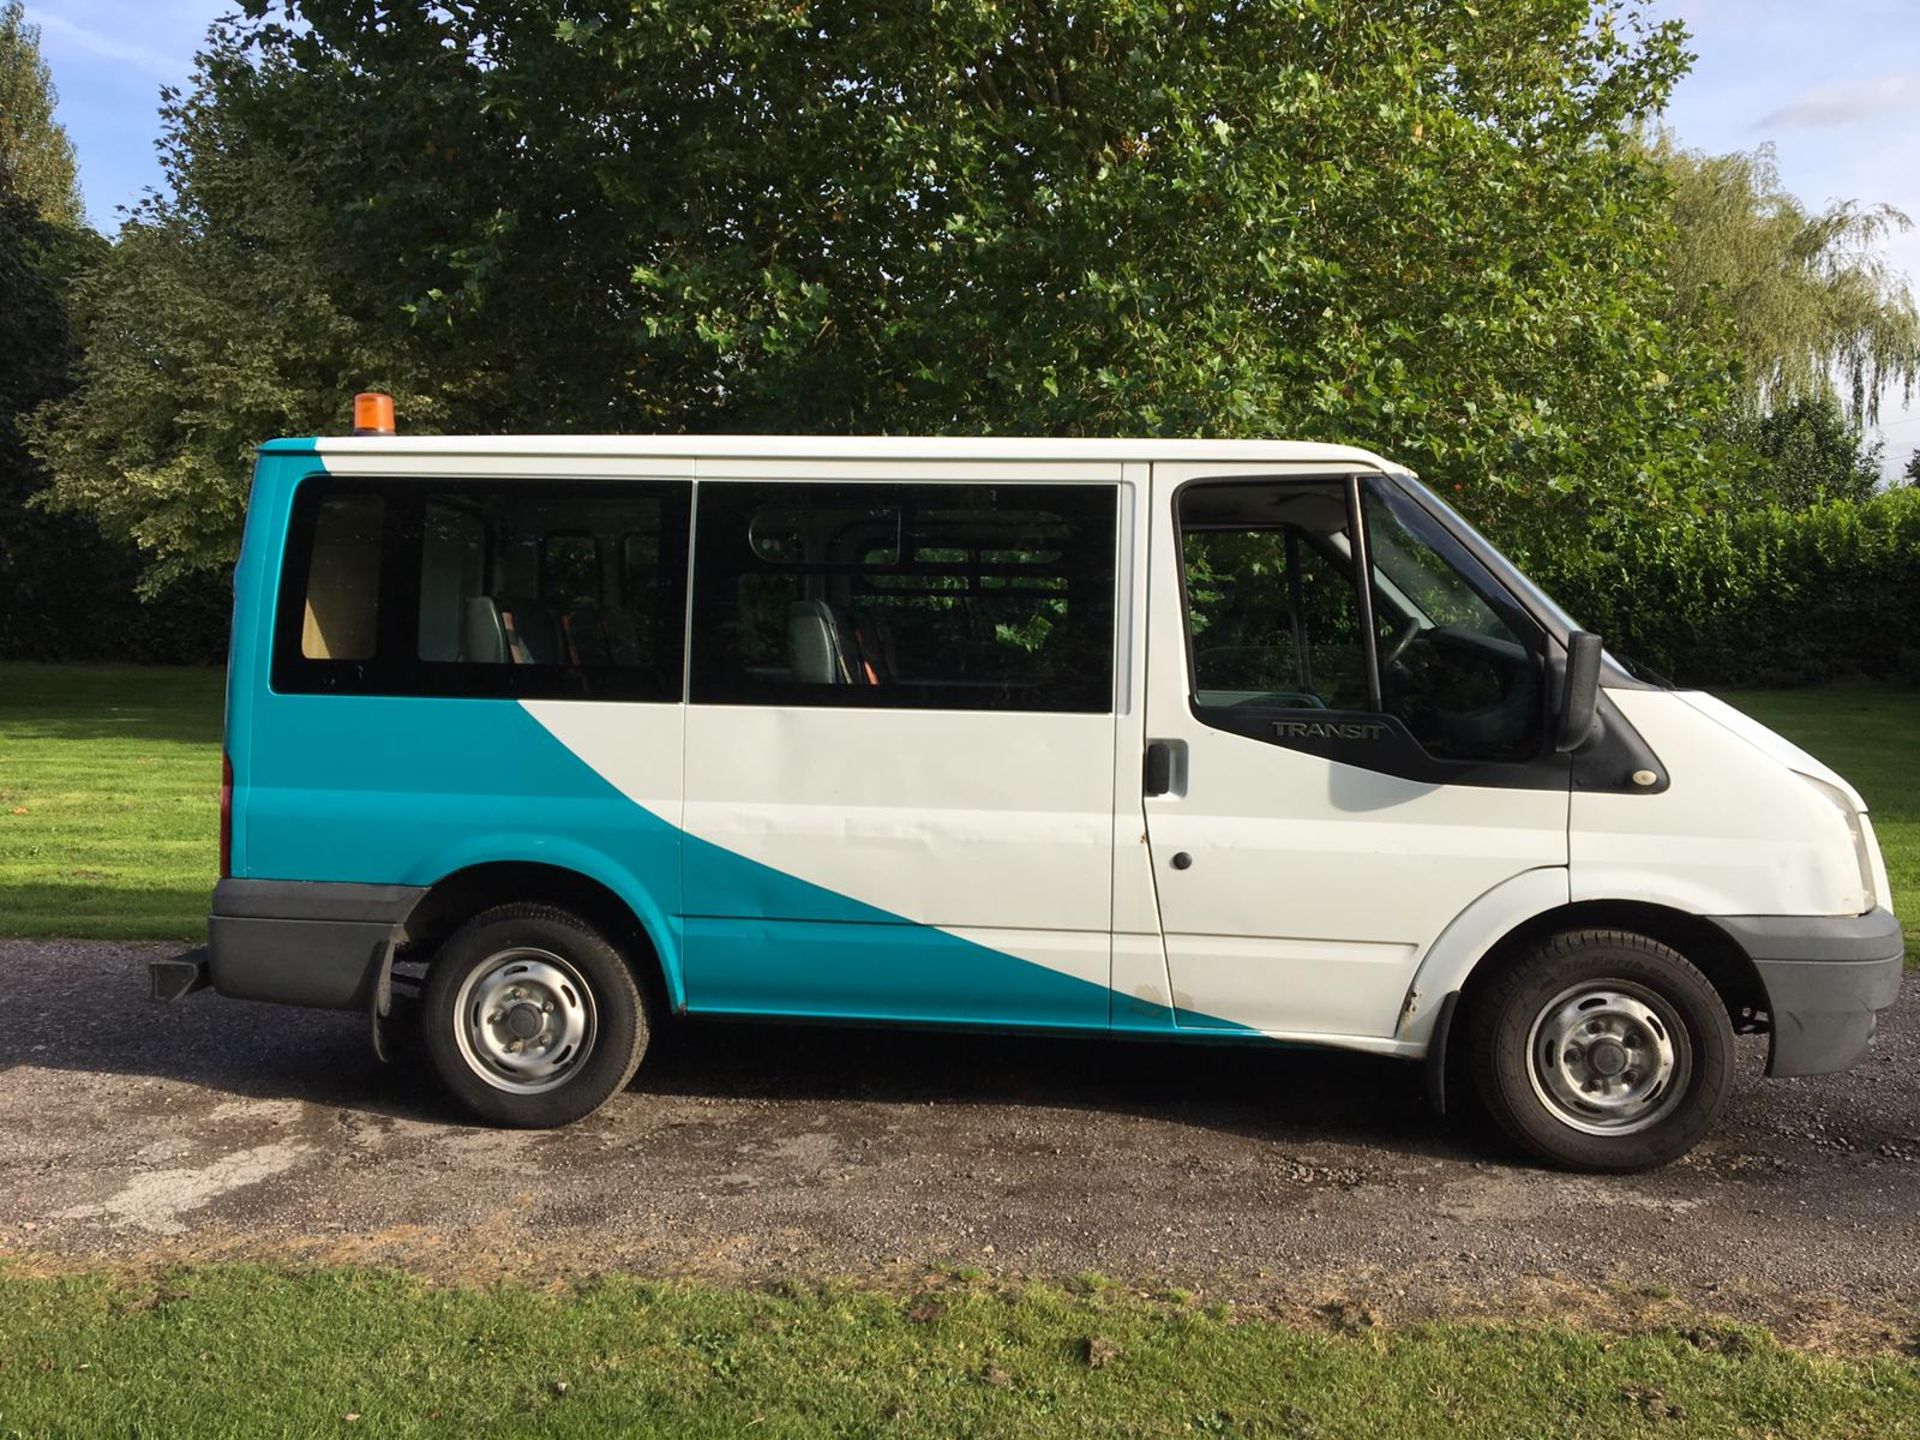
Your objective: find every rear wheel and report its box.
[422,903,650,1127]
[1469,929,1733,1171]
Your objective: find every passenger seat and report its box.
[850,610,897,684]
[565,604,612,666]
[788,600,863,684]
[461,596,565,665]
[497,598,563,664]
[462,597,509,664]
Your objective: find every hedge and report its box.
[1525,487,1920,689]
[0,541,228,666]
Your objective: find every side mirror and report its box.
[1555,630,1603,754]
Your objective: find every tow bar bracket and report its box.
[150,946,211,1003]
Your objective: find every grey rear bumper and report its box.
[1708,908,1906,1077]
[205,878,427,1011]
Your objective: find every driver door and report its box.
[1139,466,1570,1040]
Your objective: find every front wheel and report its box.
[1469,929,1734,1171]
[422,903,650,1127]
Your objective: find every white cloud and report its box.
[1761,73,1920,128]
[27,8,190,81]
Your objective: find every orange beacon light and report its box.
[352,392,397,436]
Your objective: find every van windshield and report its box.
[1400,475,1671,685]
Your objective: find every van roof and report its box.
[270,434,1405,469]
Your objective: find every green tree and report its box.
[37,0,1733,583]
[0,1,83,226]
[1729,393,1882,510]
[29,44,438,591]
[0,5,229,659]
[0,1,124,657]
[1655,137,1920,426]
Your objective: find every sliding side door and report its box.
[680,461,1124,1031]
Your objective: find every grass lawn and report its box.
[0,664,1912,946]
[0,1267,1915,1438]
[0,663,223,940]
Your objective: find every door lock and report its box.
[1170,851,1193,870]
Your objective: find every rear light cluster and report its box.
[219,751,233,879]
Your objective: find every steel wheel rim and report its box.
[1525,979,1692,1137]
[452,947,598,1095]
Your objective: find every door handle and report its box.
[1144,742,1172,796]
[1144,740,1184,797]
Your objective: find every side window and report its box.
[275,477,690,700]
[689,481,1117,712]
[1177,477,1543,765]
[1183,510,1368,711]
[297,493,385,660]
[540,533,601,614]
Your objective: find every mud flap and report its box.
[368,938,399,1063]
[1423,990,1461,1117]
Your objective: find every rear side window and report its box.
[274,476,691,700]
[297,494,385,661]
[689,481,1118,712]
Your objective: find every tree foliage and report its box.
[0,3,109,656]
[1654,136,1920,426]
[0,1,83,226]
[28,43,439,591]
[0,5,230,659]
[35,0,1736,582]
[1726,393,1882,510]
[0,122,191,658]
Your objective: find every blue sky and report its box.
[23,0,1920,471]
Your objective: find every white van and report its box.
[154,418,1904,1171]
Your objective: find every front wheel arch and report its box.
[1426,899,1768,1120]
[1457,900,1768,1039]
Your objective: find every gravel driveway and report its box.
[2,939,1915,1348]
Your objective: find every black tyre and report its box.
[422,903,650,1127]
[1468,929,1733,1172]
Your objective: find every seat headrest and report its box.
[462,596,508,664]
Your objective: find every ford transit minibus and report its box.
[153,413,1904,1171]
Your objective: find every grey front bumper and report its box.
[205,878,427,1011]
[1709,907,1906,1077]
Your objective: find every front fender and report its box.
[1394,867,1570,1051]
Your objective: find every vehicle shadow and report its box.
[0,944,1494,1163]
[635,1015,1477,1159]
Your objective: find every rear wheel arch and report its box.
[399,861,677,1013]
